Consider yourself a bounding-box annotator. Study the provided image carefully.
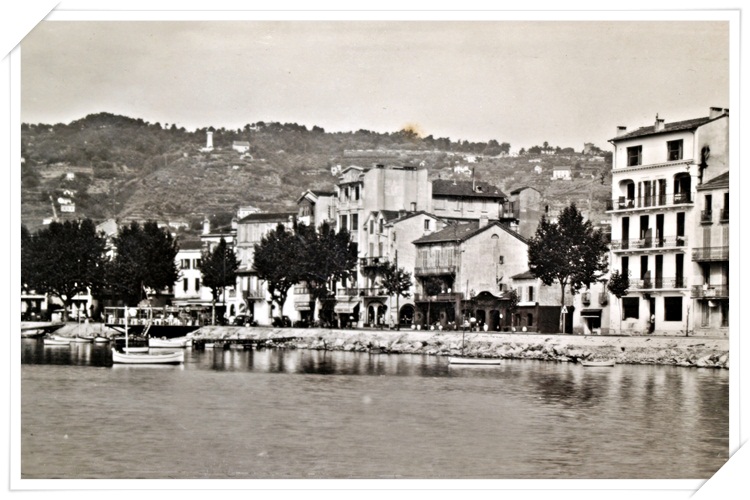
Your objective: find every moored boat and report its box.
[43,337,71,346]
[148,336,192,348]
[111,348,184,365]
[70,336,95,343]
[581,359,616,367]
[93,336,110,344]
[122,346,149,353]
[448,357,502,365]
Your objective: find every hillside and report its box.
[20,112,613,232]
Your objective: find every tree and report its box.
[296,221,358,320]
[108,221,180,305]
[527,203,609,333]
[200,237,239,325]
[378,258,413,330]
[607,269,631,335]
[253,223,302,316]
[23,219,107,321]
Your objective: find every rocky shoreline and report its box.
[46,323,728,369]
[191,326,729,369]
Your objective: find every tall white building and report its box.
[606,107,729,336]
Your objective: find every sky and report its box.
[20,20,729,151]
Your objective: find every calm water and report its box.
[20,339,728,479]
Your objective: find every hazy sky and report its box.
[20,20,729,151]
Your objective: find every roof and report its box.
[233,141,250,146]
[511,270,536,280]
[238,212,296,224]
[610,114,727,142]
[697,171,729,191]
[380,210,402,222]
[388,210,441,226]
[509,186,539,195]
[297,189,336,204]
[412,220,527,245]
[178,239,203,250]
[432,179,506,199]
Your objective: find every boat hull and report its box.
[448,357,502,365]
[111,348,184,364]
[581,360,616,367]
[43,338,70,346]
[148,337,191,348]
[70,336,95,343]
[122,346,149,353]
[93,337,110,344]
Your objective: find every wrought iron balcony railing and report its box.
[243,288,266,299]
[610,236,688,251]
[692,246,729,262]
[606,193,693,211]
[629,277,687,290]
[691,284,729,299]
[414,292,464,302]
[720,208,729,222]
[360,256,389,268]
[700,210,713,223]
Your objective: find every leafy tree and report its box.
[254,223,302,316]
[200,237,239,324]
[296,221,358,318]
[607,269,631,335]
[528,203,609,332]
[506,288,519,329]
[22,219,107,321]
[107,221,180,305]
[378,259,413,330]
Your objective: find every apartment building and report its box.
[606,107,729,335]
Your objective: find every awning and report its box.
[580,309,602,318]
[334,301,358,314]
[295,301,311,311]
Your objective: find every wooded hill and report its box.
[21,112,613,232]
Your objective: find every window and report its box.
[195,258,201,269]
[352,214,359,231]
[627,146,642,166]
[180,259,190,269]
[527,313,533,327]
[183,278,188,292]
[667,140,683,161]
[664,297,683,321]
[340,215,348,230]
[369,220,374,234]
[379,219,384,234]
[622,297,640,319]
[410,202,417,211]
[195,278,200,290]
[498,256,504,265]
[528,286,535,302]
[354,186,360,200]
[424,219,431,230]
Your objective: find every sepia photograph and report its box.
[10,5,742,495]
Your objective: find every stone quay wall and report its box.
[191,326,729,369]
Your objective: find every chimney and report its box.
[479,215,489,228]
[231,217,238,231]
[202,217,210,235]
[654,114,665,132]
[616,126,627,136]
[709,106,725,119]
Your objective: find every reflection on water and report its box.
[20,339,728,480]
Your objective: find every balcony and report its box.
[611,236,687,251]
[700,210,713,224]
[360,256,389,268]
[414,265,457,277]
[336,287,360,297]
[629,277,687,290]
[691,284,729,299]
[606,193,693,212]
[359,287,388,297]
[414,292,464,302]
[692,246,729,262]
[720,208,729,222]
[243,288,266,300]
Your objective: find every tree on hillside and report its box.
[607,269,631,335]
[22,219,107,321]
[254,223,303,317]
[200,237,239,325]
[528,203,609,333]
[107,221,180,305]
[378,259,413,330]
[296,221,358,321]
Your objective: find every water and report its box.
[20,339,728,479]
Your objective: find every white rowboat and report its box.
[149,337,191,348]
[93,336,110,344]
[70,336,95,343]
[122,346,149,353]
[43,338,71,346]
[581,359,616,367]
[111,348,184,365]
[448,357,502,365]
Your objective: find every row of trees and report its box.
[21,219,242,323]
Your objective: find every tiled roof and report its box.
[511,270,536,280]
[238,212,296,223]
[178,239,203,250]
[697,171,729,191]
[310,190,336,197]
[380,210,403,222]
[509,186,538,195]
[389,210,440,225]
[412,220,527,245]
[610,115,722,142]
[432,179,506,199]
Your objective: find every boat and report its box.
[70,335,95,343]
[93,336,111,344]
[148,336,192,348]
[43,337,71,346]
[204,343,215,349]
[581,359,616,367]
[111,348,184,365]
[123,346,149,353]
[448,357,502,365]
[111,307,185,365]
